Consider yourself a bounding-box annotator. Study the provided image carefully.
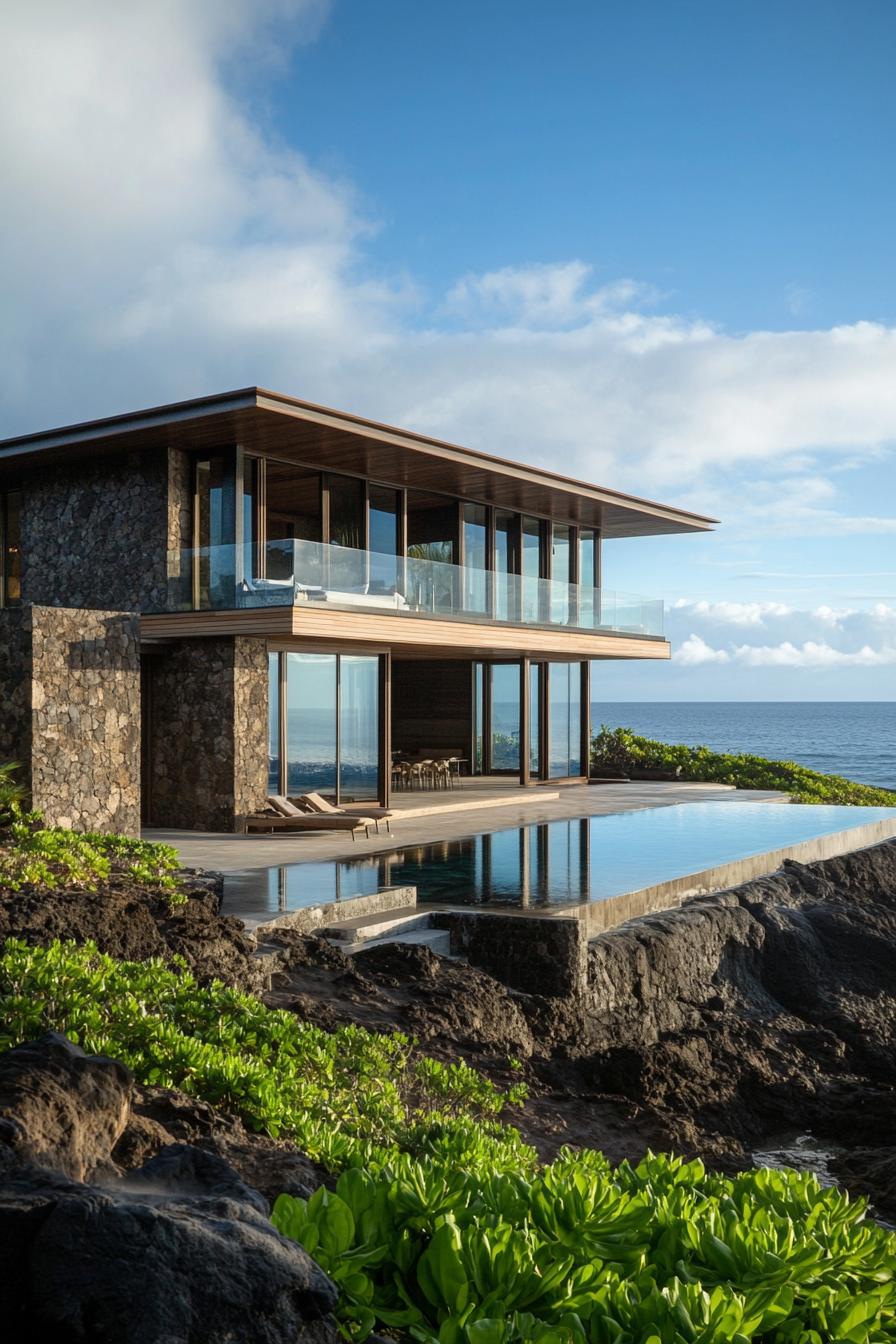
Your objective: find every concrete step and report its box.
[322,906,429,945]
[343,927,453,958]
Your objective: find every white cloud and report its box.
[1,0,896,562]
[669,602,896,671]
[675,634,731,665]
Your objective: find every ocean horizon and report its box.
[591,701,896,792]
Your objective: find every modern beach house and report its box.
[0,389,714,834]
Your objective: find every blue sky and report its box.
[1,1,894,697]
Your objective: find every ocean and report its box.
[592,702,896,792]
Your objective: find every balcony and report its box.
[154,540,664,639]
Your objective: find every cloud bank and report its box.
[1,0,896,524]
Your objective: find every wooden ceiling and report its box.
[0,387,717,538]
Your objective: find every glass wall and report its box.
[368,485,401,595]
[578,528,597,628]
[547,662,582,778]
[473,662,485,773]
[0,489,21,607]
[551,524,572,624]
[490,663,521,771]
[265,463,321,580]
[407,489,457,611]
[339,655,380,799]
[529,662,541,776]
[271,651,382,801]
[267,652,281,793]
[285,652,337,795]
[521,516,543,622]
[494,510,517,620]
[195,455,236,606]
[462,502,488,613]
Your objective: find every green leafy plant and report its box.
[0,811,182,899]
[0,761,27,827]
[591,726,896,806]
[0,938,530,1173]
[273,1151,896,1342]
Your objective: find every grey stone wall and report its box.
[0,606,141,834]
[148,636,267,831]
[19,446,193,613]
[436,910,588,997]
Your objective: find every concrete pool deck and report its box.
[145,778,789,872]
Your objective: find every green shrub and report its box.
[0,761,27,827]
[273,1151,896,1342]
[0,814,182,898]
[591,726,896,806]
[0,938,531,1175]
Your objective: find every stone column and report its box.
[0,606,141,835]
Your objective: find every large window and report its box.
[547,662,582,778]
[0,489,21,607]
[578,528,598,628]
[462,503,488,613]
[472,661,521,774]
[551,524,573,624]
[368,485,401,595]
[195,455,236,607]
[494,510,517,621]
[521,516,544,622]
[270,651,382,802]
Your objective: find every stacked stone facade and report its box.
[0,606,141,834]
[19,447,192,613]
[147,636,268,831]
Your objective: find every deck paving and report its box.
[145,779,789,873]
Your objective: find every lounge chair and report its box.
[243,796,376,839]
[296,791,393,834]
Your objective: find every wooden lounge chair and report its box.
[296,791,393,834]
[243,796,375,839]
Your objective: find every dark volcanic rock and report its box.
[0,1151,338,1343]
[0,1032,131,1181]
[0,870,265,990]
[0,1036,340,1342]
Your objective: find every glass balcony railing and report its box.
[154,540,664,637]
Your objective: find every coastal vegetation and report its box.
[592,726,896,806]
[0,762,182,896]
[3,935,895,1344]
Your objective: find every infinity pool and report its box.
[222,801,896,923]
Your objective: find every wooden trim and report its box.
[140,606,670,660]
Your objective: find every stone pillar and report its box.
[0,606,141,834]
[147,636,267,831]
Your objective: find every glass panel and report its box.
[494,510,517,621]
[264,462,321,581]
[462,502,488,614]
[267,652,281,794]
[407,490,457,610]
[529,662,541,776]
[195,456,235,608]
[327,475,365,593]
[521,516,542,622]
[548,662,582,778]
[473,662,485,774]
[243,457,258,577]
[368,485,400,595]
[551,524,572,624]
[490,663,521,771]
[3,490,22,606]
[339,655,380,800]
[285,652,337,796]
[578,528,596,629]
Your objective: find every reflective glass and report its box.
[551,525,572,624]
[490,663,521,771]
[368,485,401,594]
[285,652,337,795]
[462,502,488,613]
[339,655,380,800]
[522,517,542,622]
[267,652,281,793]
[548,662,582,778]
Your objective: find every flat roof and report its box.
[0,387,717,538]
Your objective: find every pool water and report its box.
[222,801,896,922]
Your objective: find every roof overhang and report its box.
[0,387,717,538]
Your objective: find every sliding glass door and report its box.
[270,651,383,802]
[472,661,522,775]
[547,662,582,778]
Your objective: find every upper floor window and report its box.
[1,489,21,607]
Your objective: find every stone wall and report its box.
[0,606,141,834]
[19,446,193,613]
[435,910,588,997]
[148,637,268,831]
